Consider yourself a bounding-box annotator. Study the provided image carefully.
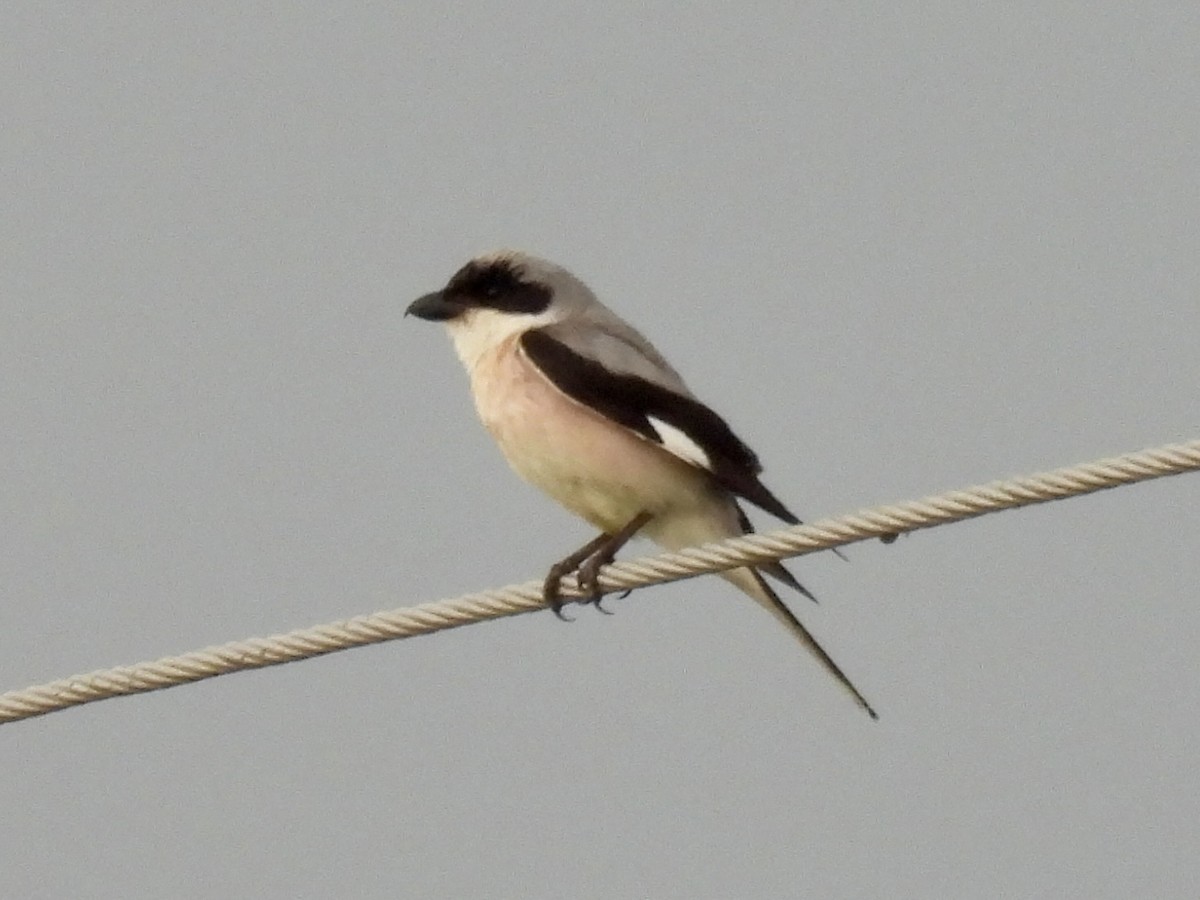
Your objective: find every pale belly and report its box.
[468,339,721,534]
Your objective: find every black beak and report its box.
[406,290,464,321]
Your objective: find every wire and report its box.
[2,438,1197,725]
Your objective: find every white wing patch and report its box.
[646,416,712,471]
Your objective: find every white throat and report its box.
[446,306,561,373]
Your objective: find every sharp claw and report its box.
[549,594,574,621]
[585,564,632,611]
[590,597,614,614]
[577,552,614,609]
[543,571,574,622]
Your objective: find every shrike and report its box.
[407,250,875,718]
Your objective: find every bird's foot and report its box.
[542,531,613,620]
[576,548,618,614]
[540,511,652,619]
[542,559,579,622]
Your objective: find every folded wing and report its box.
[520,326,800,523]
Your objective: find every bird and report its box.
[406,250,876,718]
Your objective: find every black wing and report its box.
[520,329,799,523]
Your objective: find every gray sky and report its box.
[3,5,1198,898]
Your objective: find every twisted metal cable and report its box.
[2,438,1198,725]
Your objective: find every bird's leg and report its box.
[543,531,618,620]
[575,511,653,608]
[542,512,653,618]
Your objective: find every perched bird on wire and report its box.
[407,250,875,718]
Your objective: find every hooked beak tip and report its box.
[406,291,459,321]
